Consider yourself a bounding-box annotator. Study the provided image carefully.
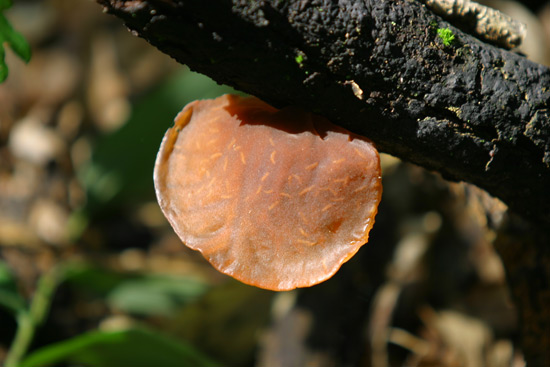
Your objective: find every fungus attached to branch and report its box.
[154,95,382,291]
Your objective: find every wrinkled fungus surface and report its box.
[154,95,382,291]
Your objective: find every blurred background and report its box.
[0,0,549,366]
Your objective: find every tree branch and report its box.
[98,0,550,226]
[97,0,550,363]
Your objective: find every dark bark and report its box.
[495,215,550,366]
[96,0,550,364]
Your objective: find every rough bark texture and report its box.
[495,215,550,367]
[96,0,550,364]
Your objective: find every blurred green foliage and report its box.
[0,260,26,315]
[62,264,274,366]
[20,327,219,367]
[3,262,67,367]
[0,260,219,367]
[1,257,273,366]
[0,0,31,82]
[107,275,208,316]
[66,265,210,316]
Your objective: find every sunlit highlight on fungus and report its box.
[154,94,382,291]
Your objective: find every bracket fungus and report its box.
[154,94,382,291]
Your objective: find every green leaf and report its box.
[0,1,31,82]
[0,41,7,83]
[65,264,210,316]
[0,260,26,315]
[5,23,30,62]
[107,274,209,316]
[0,0,12,12]
[0,14,31,62]
[64,264,131,295]
[20,327,219,367]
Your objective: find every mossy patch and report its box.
[437,28,455,46]
[295,53,304,66]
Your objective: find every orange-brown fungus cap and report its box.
[154,94,382,291]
